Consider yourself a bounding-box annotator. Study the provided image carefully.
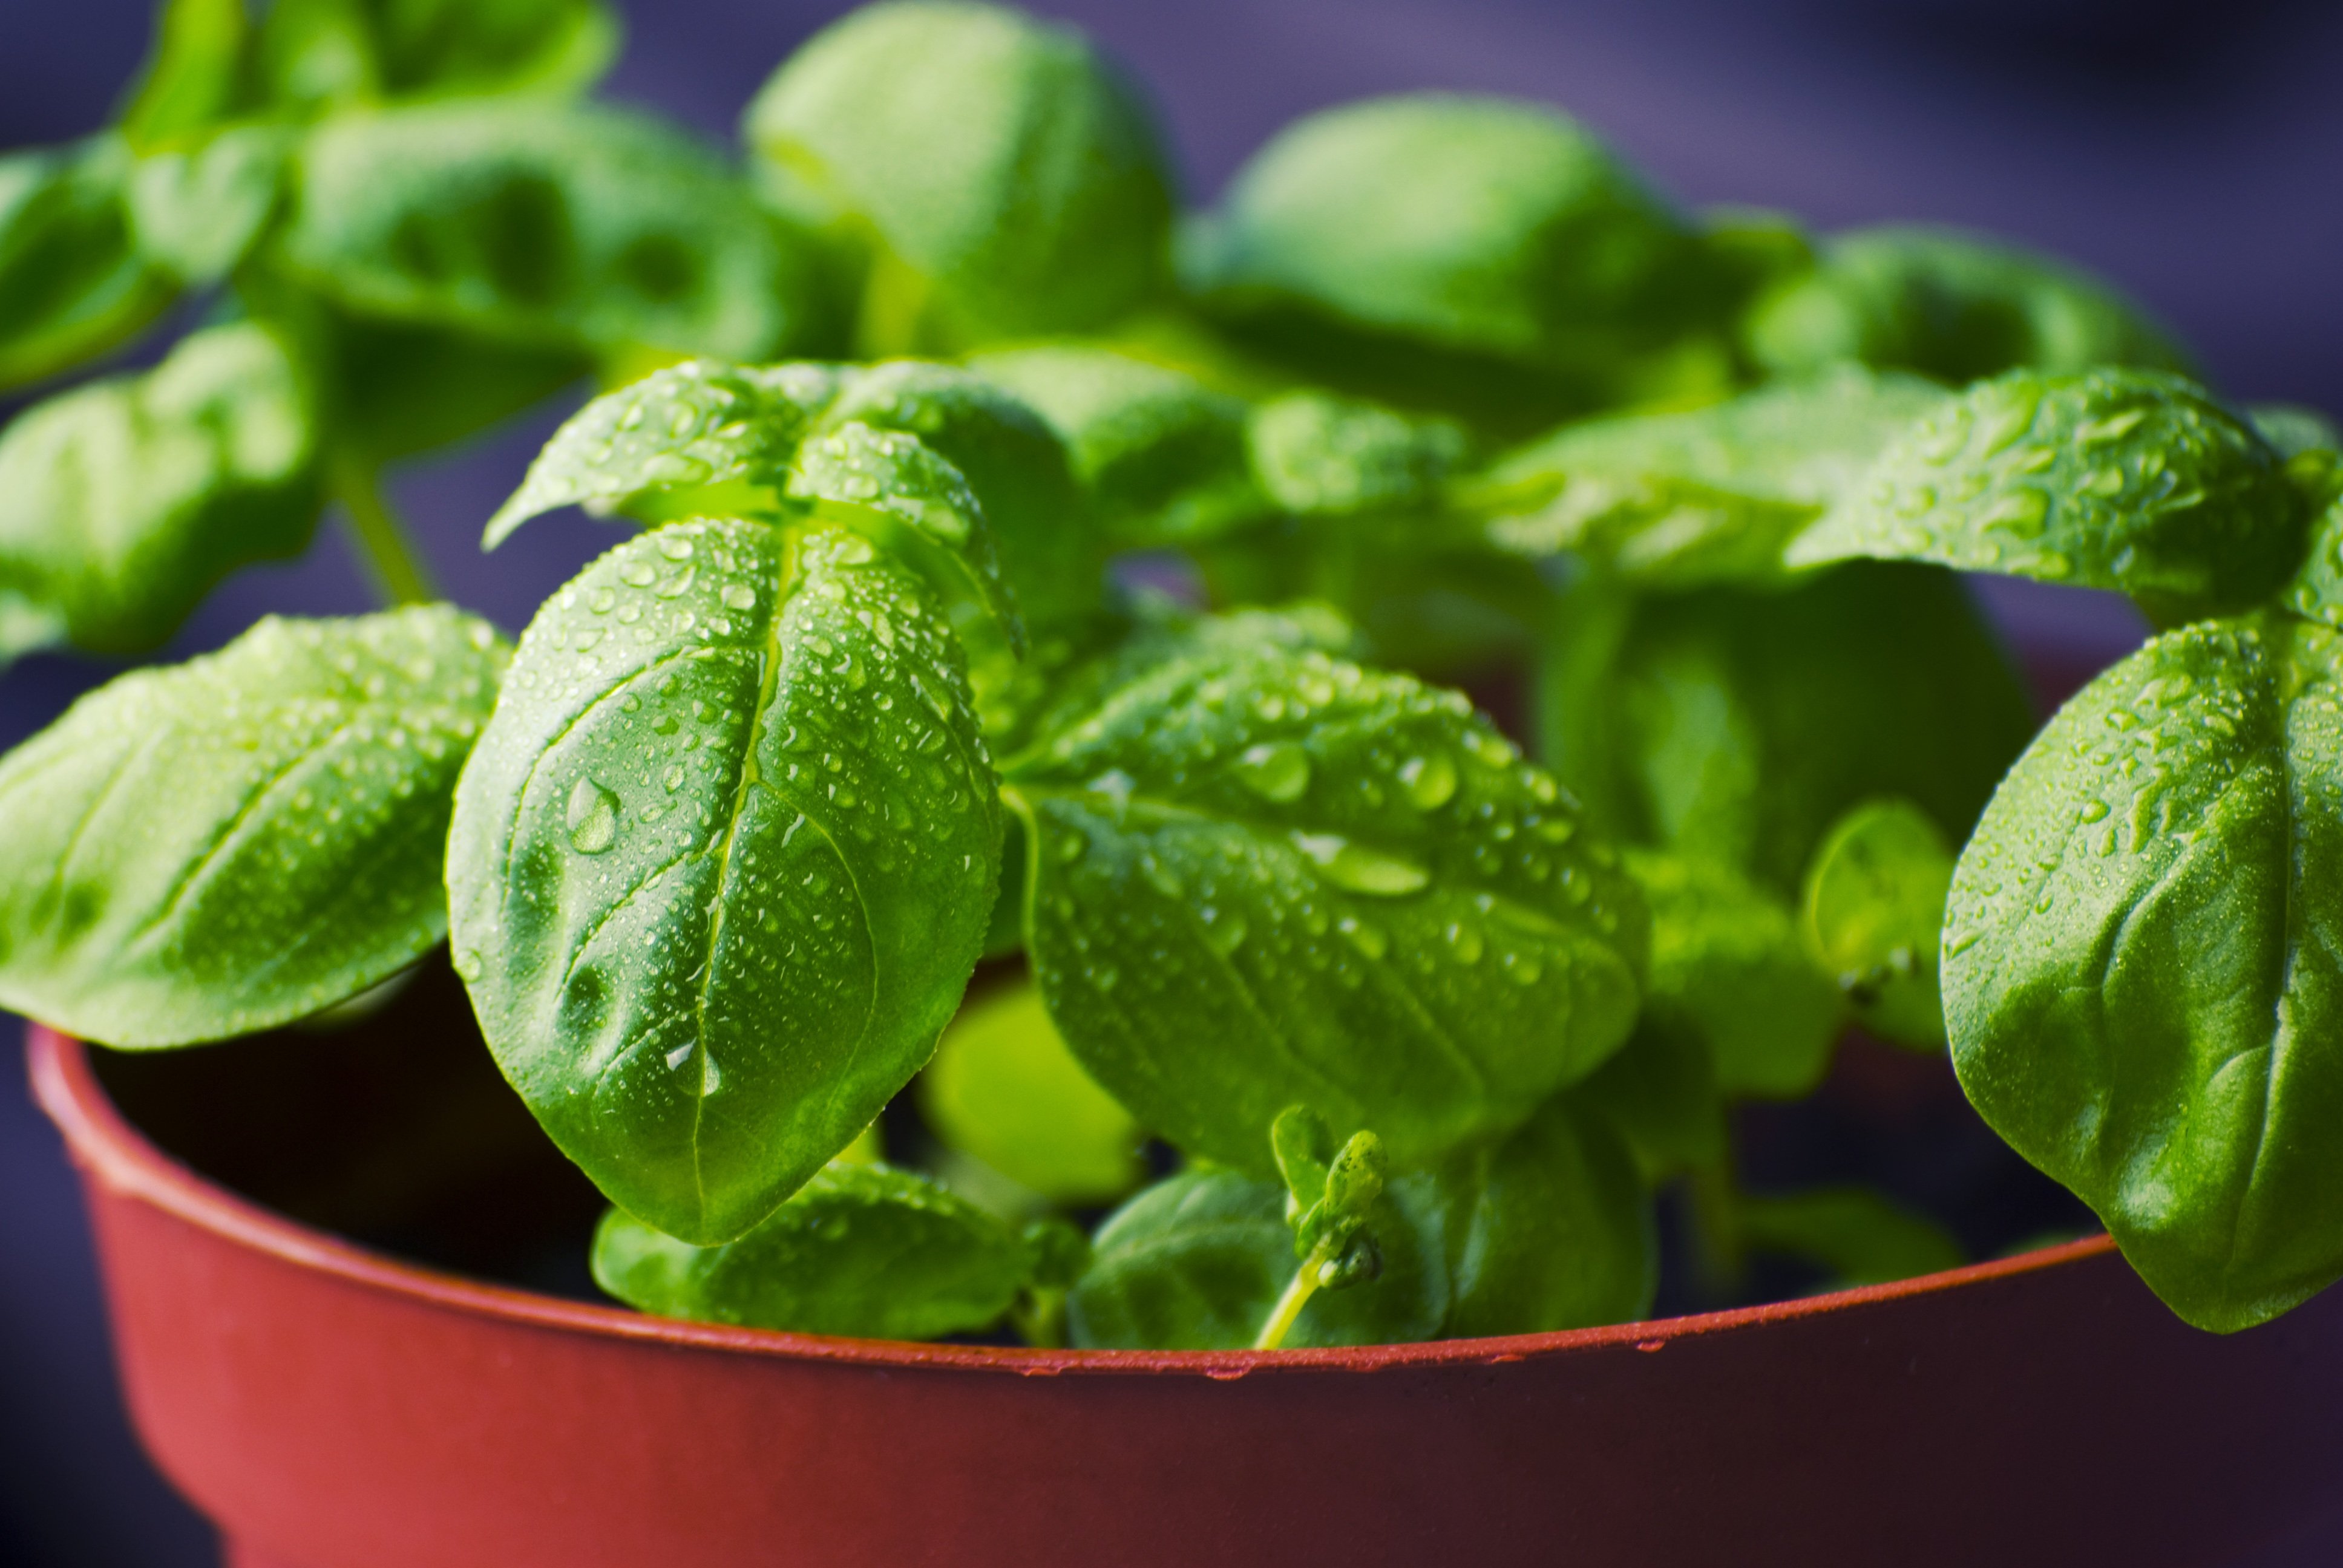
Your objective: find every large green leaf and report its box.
[1191,94,1711,381]
[1789,368,2305,624]
[591,1160,1033,1339]
[744,1,1175,348]
[1473,367,1945,588]
[0,608,506,1046]
[447,518,1001,1244]
[1744,226,2190,384]
[0,140,179,391]
[1001,612,1646,1172]
[1540,560,2035,894]
[0,322,322,658]
[274,100,829,363]
[1944,614,2343,1331]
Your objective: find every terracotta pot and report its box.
[30,1024,2343,1567]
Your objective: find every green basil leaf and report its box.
[2248,404,2339,461]
[591,1160,1031,1339]
[1744,226,2191,384]
[1003,613,1646,1173]
[1543,560,2035,893]
[1575,1012,1726,1180]
[1193,94,1708,378]
[291,299,590,465]
[1245,391,1466,518]
[1627,848,1843,1099]
[0,140,179,391]
[1801,797,1955,1050]
[0,607,506,1047]
[1437,1092,1653,1336]
[275,101,829,363]
[1474,367,1946,588]
[0,321,323,656]
[2280,459,2343,630]
[744,1,1175,348]
[1789,368,2304,623]
[967,344,1272,548]
[917,978,1142,1205]
[126,127,291,285]
[257,0,618,113]
[447,518,1001,1244]
[1737,1186,1965,1289]
[1944,614,2343,1331]
[1065,1165,1447,1349]
[119,0,251,151]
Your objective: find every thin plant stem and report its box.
[1253,1243,1332,1350]
[330,451,439,607]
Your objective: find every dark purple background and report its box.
[4,2,2340,1562]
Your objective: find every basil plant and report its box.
[7,0,2342,1348]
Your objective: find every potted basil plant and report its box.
[8,1,2343,1564]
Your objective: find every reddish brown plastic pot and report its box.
[30,1022,2343,1568]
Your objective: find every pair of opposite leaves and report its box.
[0,356,1651,1260]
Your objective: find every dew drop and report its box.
[1398,753,1457,811]
[1234,742,1311,804]
[1290,833,1429,896]
[566,779,620,854]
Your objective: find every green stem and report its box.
[330,451,438,607]
[1253,1240,1334,1350]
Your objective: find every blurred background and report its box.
[4,1,2339,1562]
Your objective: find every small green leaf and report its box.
[1743,225,2191,384]
[119,0,251,151]
[126,127,292,285]
[1438,1092,1653,1336]
[1194,94,1708,377]
[917,979,1143,1206]
[1627,848,1843,1098]
[275,100,830,364]
[1245,391,1465,517]
[257,0,619,112]
[591,1160,1031,1339]
[0,321,322,656]
[1944,614,2343,1331]
[0,140,179,391]
[1474,367,1946,588]
[744,0,1176,348]
[1542,560,2034,894]
[2248,404,2339,461]
[0,607,507,1047]
[1064,1165,1447,1349]
[1789,368,2304,624]
[2281,458,2343,630]
[1003,612,1646,1173]
[1737,1186,1965,1289]
[968,344,1271,547]
[1801,798,1955,1050]
[1573,1012,1725,1180]
[447,519,1001,1244]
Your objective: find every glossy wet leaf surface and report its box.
[1944,614,2343,1331]
[592,1158,1032,1339]
[1003,611,1646,1173]
[447,518,1001,1244]
[1791,368,2305,624]
[0,321,321,656]
[1476,366,1945,587]
[0,607,506,1046]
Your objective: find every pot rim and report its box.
[27,1022,2115,1377]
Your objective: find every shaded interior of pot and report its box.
[90,955,2096,1328]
